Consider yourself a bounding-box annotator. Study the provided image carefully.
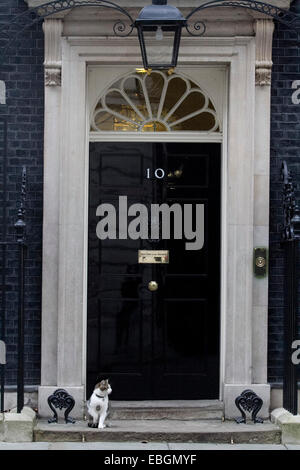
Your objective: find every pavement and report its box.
[0,441,298,450]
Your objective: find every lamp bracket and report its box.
[185,0,300,37]
[0,0,135,63]
[1,0,300,64]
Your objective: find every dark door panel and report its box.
[87,142,220,400]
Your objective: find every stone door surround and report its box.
[36,2,279,418]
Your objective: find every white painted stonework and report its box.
[43,19,63,86]
[36,1,291,419]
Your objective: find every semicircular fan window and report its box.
[90,71,220,133]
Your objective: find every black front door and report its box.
[87,142,220,400]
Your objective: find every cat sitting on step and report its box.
[87,379,112,429]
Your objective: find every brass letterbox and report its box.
[138,250,169,264]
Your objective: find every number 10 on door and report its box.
[146,168,165,179]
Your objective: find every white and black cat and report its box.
[87,379,112,429]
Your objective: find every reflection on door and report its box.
[87,142,220,400]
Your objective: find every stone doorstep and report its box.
[0,413,3,440]
[34,419,281,444]
[108,400,224,420]
[1,407,36,443]
[271,408,300,445]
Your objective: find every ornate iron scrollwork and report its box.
[185,20,206,37]
[14,167,27,244]
[0,0,135,63]
[47,388,76,424]
[2,0,300,64]
[235,389,264,423]
[185,0,300,38]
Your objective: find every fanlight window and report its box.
[90,71,220,133]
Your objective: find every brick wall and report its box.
[269,20,300,385]
[0,0,299,389]
[0,0,44,386]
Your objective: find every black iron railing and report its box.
[281,161,300,415]
[0,159,27,413]
[0,117,7,413]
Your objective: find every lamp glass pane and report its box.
[143,28,176,67]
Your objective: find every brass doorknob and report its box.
[148,281,158,292]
